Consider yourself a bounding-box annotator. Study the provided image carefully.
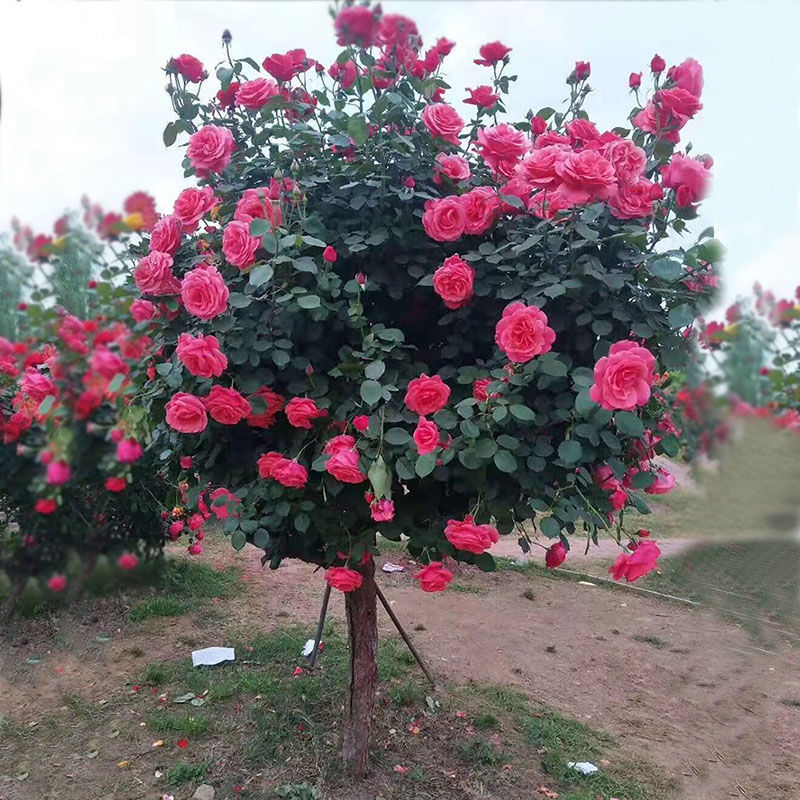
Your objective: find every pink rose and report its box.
[334,5,379,47]
[475,124,529,179]
[149,215,182,255]
[130,299,157,322]
[203,385,251,425]
[650,54,666,74]
[404,374,451,416]
[461,186,499,235]
[262,49,307,82]
[554,149,617,205]
[105,476,126,492]
[353,415,370,432]
[173,186,217,232]
[234,188,283,230]
[286,397,327,428]
[187,124,235,176]
[422,196,466,242]
[368,497,395,522]
[645,466,676,495]
[413,562,453,592]
[444,515,499,554]
[89,347,128,382]
[602,139,647,184]
[48,574,67,592]
[324,434,357,455]
[257,451,284,479]
[116,438,143,464]
[328,59,358,89]
[464,85,500,108]
[181,265,229,320]
[176,332,228,378]
[21,370,57,403]
[247,386,285,429]
[236,78,280,109]
[609,178,658,220]
[566,119,601,147]
[413,417,439,455]
[594,465,628,511]
[46,460,71,486]
[668,57,704,98]
[494,302,556,363]
[609,540,661,582]
[589,340,657,411]
[434,153,471,183]
[655,88,702,120]
[326,448,367,484]
[432,254,475,309]
[421,103,464,146]
[180,456,193,469]
[172,54,204,82]
[473,377,501,402]
[222,220,260,270]
[134,251,180,296]
[633,102,684,144]
[629,72,642,89]
[209,487,239,519]
[516,146,569,190]
[118,553,139,571]
[545,542,567,569]
[661,154,711,207]
[325,567,363,592]
[165,392,208,433]
[35,498,57,515]
[323,245,338,262]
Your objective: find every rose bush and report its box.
[129,1,719,774]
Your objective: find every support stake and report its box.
[375,583,436,689]
[309,582,332,669]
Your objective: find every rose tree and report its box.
[132,3,718,774]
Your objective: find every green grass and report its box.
[145,710,210,736]
[166,760,210,786]
[128,596,188,621]
[449,581,488,595]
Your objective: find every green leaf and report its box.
[297,294,321,309]
[231,531,247,551]
[360,380,382,405]
[460,419,480,439]
[347,115,369,146]
[575,390,596,416]
[37,396,55,415]
[162,121,178,147]
[293,257,318,274]
[249,218,272,237]
[249,264,273,287]
[475,438,498,458]
[474,553,496,572]
[696,238,724,263]
[539,517,561,539]
[301,235,327,248]
[384,427,411,446]
[668,303,694,329]
[509,404,535,422]
[540,358,568,377]
[630,471,655,489]
[108,373,125,394]
[228,292,251,309]
[615,411,644,438]
[494,450,517,473]
[368,456,391,499]
[558,440,582,464]
[364,361,385,380]
[647,257,683,281]
[591,319,613,336]
[415,453,436,477]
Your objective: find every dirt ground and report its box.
[2,536,799,800]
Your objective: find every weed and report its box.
[146,711,209,736]
[128,596,187,622]
[632,634,669,649]
[167,761,209,785]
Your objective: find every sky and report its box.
[1,1,798,315]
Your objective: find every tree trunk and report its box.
[342,557,378,778]
[68,551,99,602]
[0,572,28,622]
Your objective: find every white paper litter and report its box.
[382,561,405,573]
[567,761,599,775]
[191,647,235,667]
[578,580,597,586]
[302,638,320,657]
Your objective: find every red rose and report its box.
[461,186,500,236]
[609,540,661,582]
[574,60,591,80]
[48,574,68,592]
[413,562,453,592]
[545,542,567,569]
[495,302,556,363]
[247,386,285,428]
[422,197,466,242]
[589,340,657,411]
[181,266,229,320]
[474,41,511,66]
[172,54,204,83]
[105,476,127,492]
[444,515,499,554]
[176,333,228,378]
[326,448,367,484]
[187,124,235,176]
[404,374,451,416]
[328,59,359,89]
[334,5,379,47]
[464,85,500,108]
[222,220,260,270]
[273,458,308,488]
[323,245,338,262]
[46,460,71,486]
[134,251,180,296]
[352,415,370,432]
[475,123,529,179]
[421,103,464,146]
[432,254,475,309]
[413,417,439,455]
[118,553,139,571]
[286,397,327,428]
[629,72,642,89]
[650,54,666,73]
[325,567,363,592]
[117,438,143,464]
[262,49,307,82]
[216,81,240,109]
[203,385,251,425]
[165,392,208,433]
[35,498,57,514]
[180,456,193,469]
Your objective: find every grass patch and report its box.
[632,634,669,649]
[128,596,188,622]
[145,710,209,736]
[144,660,179,686]
[449,581,488,595]
[167,760,210,786]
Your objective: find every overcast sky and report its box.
[1,1,798,314]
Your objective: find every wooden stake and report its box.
[309,582,331,669]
